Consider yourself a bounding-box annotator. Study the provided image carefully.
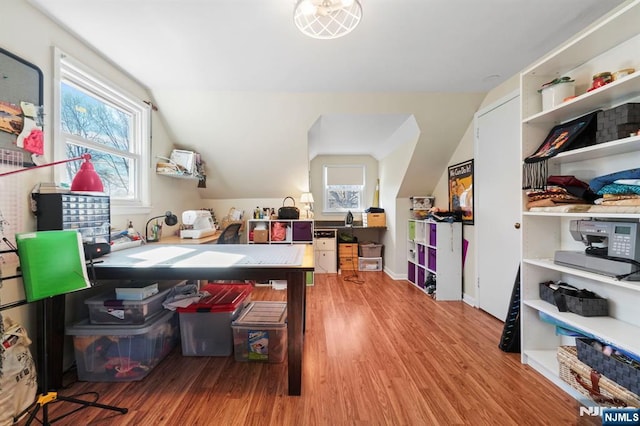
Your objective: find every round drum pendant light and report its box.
[294,0,363,40]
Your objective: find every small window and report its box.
[323,164,365,213]
[53,48,150,213]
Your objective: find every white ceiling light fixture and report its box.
[294,0,363,40]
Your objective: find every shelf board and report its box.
[523,349,589,401]
[524,2,640,77]
[522,258,640,291]
[523,71,640,125]
[523,298,640,356]
[523,210,640,219]
[550,135,640,164]
[156,172,199,180]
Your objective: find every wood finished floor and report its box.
[20,273,599,426]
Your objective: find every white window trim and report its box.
[52,47,151,215]
[323,164,365,214]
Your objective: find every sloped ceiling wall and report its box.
[151,90,486,200]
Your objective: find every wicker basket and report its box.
[539,281,608,316]
[557,346,640,407]
[576,339,640,396]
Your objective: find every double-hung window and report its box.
[323,164,365,213]
[53,48,150,213]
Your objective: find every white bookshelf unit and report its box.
[519,0,640,399]
[407,219,462,301]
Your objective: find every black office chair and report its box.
[217,223,242,244]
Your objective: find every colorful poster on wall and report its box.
[448,159,474,225]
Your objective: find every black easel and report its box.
[5,238,128,425]
[24,296,128,425]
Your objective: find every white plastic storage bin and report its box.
[85,287,173,325]
[232,301,287,363]
[177,284,252,356]
[66,310,179,382]
[358,257,383,271]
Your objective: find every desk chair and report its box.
[217,223,242,244]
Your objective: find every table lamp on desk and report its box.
[300,192,314,219]
[145,211,178,242]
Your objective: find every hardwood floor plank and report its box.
[18,272,600,425]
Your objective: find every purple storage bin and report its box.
[292,221,312,242]
[428,248,437,271]
[418,245,426,266]
[408,263,416,283]
[429,224,437,246]
[417,268,425,288]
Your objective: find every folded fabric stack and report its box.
[589,168,640,207]
[526,175,594,210]
[526,186,588,209]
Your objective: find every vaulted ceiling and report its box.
[27,0,626,198]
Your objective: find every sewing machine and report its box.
[180,210,217,239]
[554,220,640,280]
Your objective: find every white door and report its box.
[475,92,521,321]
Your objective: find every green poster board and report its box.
[16,230,90,302]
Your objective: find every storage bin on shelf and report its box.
[576,338,640,396]
[177,283,252,356]
[232,301,287,363]
[557,345,640,407]
[85,286,174,325]
[66,310,179,382]
[358,257,382,271]
[596,102,640,144]
[359,242,382,258]
[538,281,609,317]
[362,213,386,227]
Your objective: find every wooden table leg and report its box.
[286,270,305,396]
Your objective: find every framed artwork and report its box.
[448,159,474,224]
[0,47,43,166]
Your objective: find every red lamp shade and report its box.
[70,156,104,192]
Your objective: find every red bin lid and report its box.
[177,284,252,313]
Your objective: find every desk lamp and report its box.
[145,211,178,242]
[0,153,104,192]
[300,192,314,219]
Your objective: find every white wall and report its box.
[0,1,200,354]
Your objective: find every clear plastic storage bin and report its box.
[232,301,287,363]
[84,287,173,325]
[177,284,252,356]
[66,310,179,382]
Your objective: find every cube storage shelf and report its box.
[407,219,462,301]
[247,219,313,244]
[519,0,640,405]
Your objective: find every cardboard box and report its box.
[253,229,268,243]
[363,213,386,227]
